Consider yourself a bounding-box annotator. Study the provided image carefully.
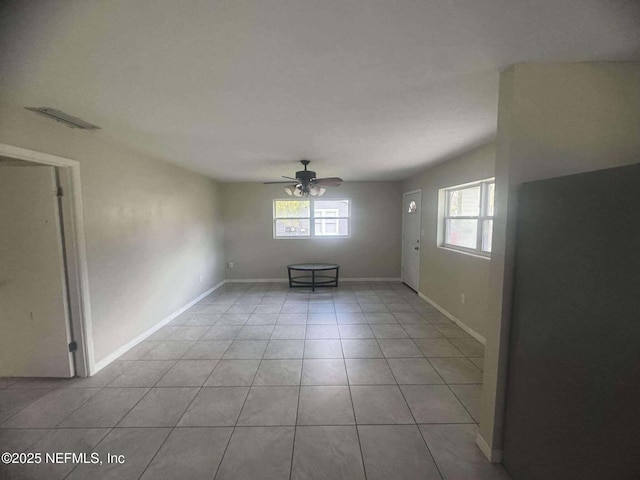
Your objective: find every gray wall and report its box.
[403,143,495,339]
[503,164,640,479]
[480,62,640,456]
[0,103,226,365]
[222,182,402,279]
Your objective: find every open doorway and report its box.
[0,144,93,377]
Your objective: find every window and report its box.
[441,178,494,255]
[274,199,350,238]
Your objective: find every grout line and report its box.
[385,323,447,480]
[212,350,260,480]
[2,421,481,431]
[211,427,235,480]
[288,331,305,480]
[447,384,480,424]
[340,336,369,480]
[61,426,114,480]
[416,422,447,480]
[137,426,175,478]
[2,379,109,430]
[89,359,180,439]
[4,283,484,479]
[0,389,58,428]
[51,385,109,428]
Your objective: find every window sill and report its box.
[274,236,351,240]
[437,245,491,260]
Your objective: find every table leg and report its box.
[311,270,315,292]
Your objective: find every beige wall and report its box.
[0,103,225,366]
[480,62,640,457]
[222,182,402,279]
[403,143,495,339]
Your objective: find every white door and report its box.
[402,190,421,291]
[0,166,75,377]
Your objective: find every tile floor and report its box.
[0,281,511,479]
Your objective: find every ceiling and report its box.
[1,1,638,182]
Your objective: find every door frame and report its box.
[401,189,422,292]
[0,143,94,377]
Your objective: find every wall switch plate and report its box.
[461,293,466,304]
[199,274,203,282]
[228,262,234,268]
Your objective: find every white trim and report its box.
[476,433,503,463]
[443,177,495,191]
[67,166,94,375]
[226,278,289,283]
[0,143,94,376]
[225,277,402,283]
[0,143,80,168]
[418,291,486,344]
[92,281,225,373]
[341,277,402,282]
[273,198,352,239]
[437,245,491,260]
[401,189,422,291]
[53,169,77,376]
[439,178,495,256]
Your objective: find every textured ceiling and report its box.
[1,0,639,181]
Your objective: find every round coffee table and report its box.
[287,263,340,291]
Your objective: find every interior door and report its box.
[402,190,421,291]
[0,165,75,377]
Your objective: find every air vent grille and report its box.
[25,107,100,130]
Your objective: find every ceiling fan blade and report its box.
[263,181,299,184]
[281,176,298,181]
[313,177,343,186]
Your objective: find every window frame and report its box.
[272,199,312,238]
[441,178,494,257]
[273,199,351,239]
[314,207,340,236]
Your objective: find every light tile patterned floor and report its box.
[0,281,511,479]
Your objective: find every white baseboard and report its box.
[225,277,402,283]
[476,433,502,463]
[225,278,288,283]
[92,276,406,374]
[92,281,225,374]
[417,291,486,345]
[341,277,402,282]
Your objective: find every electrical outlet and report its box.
[228,262,234,269]
[461,293,466,304]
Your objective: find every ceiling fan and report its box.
[263,160,343,197]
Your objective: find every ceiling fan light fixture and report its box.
[284,183,328,197]
[309,185,326,197]
[267,160,343,197]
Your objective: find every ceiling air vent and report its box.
[25,107,100,130]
